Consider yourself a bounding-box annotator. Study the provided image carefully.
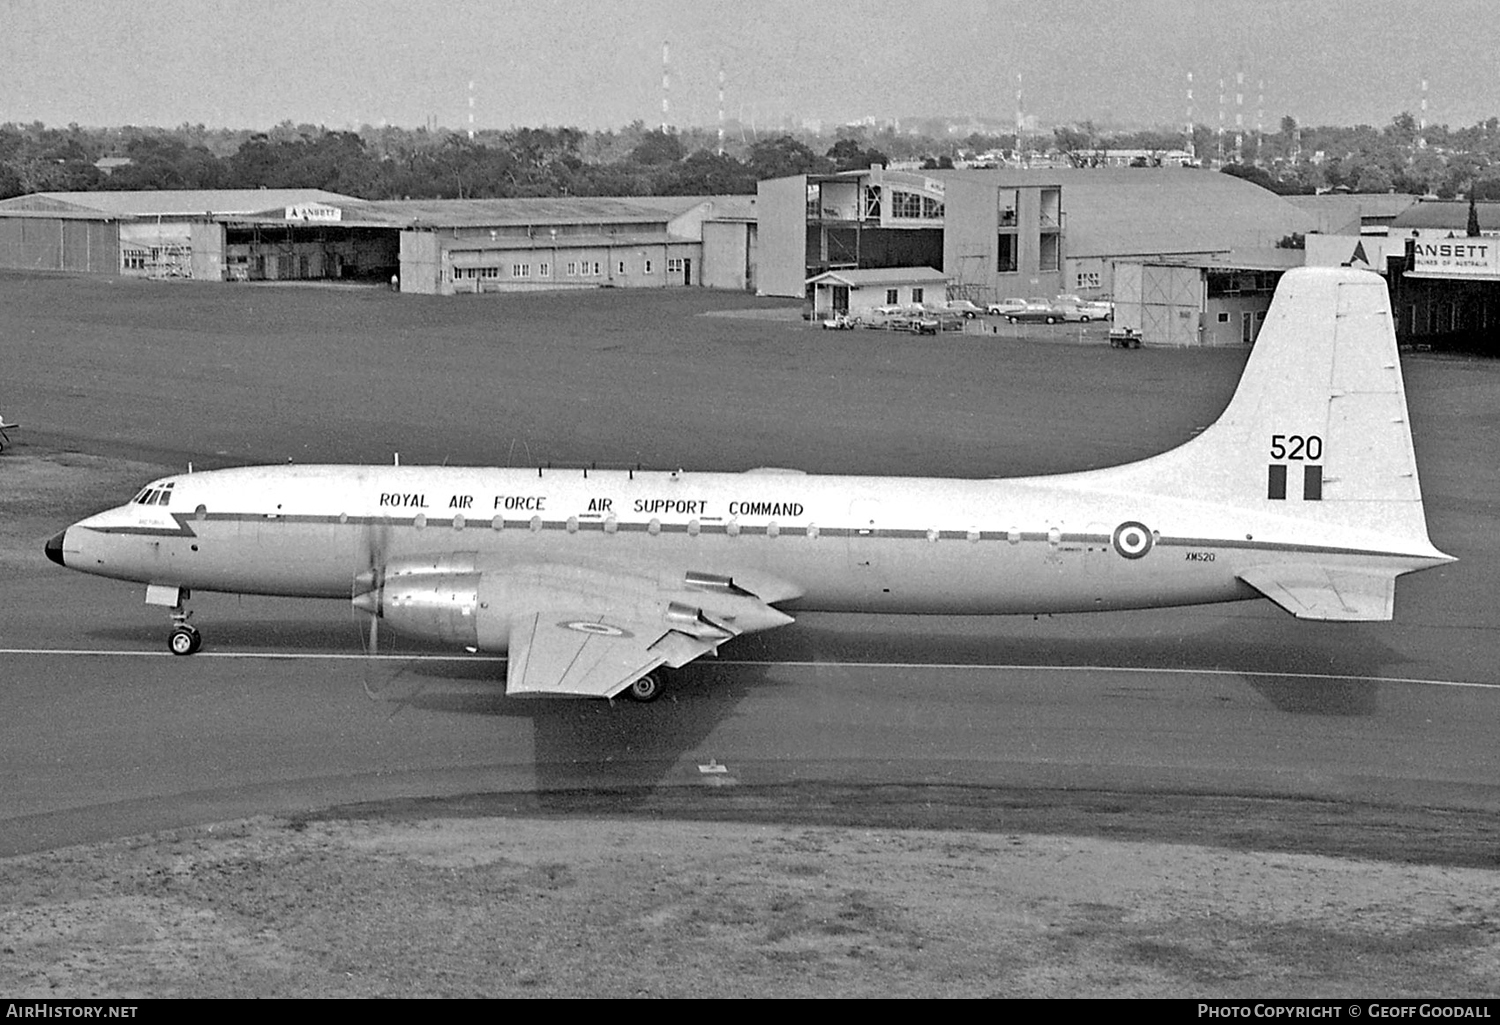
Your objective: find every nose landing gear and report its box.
[168,607,202,655]
[147,584,202,656]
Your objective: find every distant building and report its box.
[805,266,950,319]
[1387,199,1500,241]
[1112,251,1305,347]
[1285,193,1419,236]
[0,189,382,280]
[0,190,758,295]
[757,167,1317,314]
[1298,198,1500,350]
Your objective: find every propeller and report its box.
[351,515,390,660]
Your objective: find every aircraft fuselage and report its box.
[54,462,1442,618]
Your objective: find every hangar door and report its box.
[1116,263,1202,346]
[1139,264,1201,346]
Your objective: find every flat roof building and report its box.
[758,167,1317,305]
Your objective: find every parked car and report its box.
[985,297,1032,316]
[1003,298,1065,324]
[1051,295,1115,322]
[941,299,985,318]
[821,312,856,330]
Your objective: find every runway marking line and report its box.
[0,648,1494,691]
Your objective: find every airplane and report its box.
[44,267,1453,703]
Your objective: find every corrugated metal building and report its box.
[382,195,732,295]
[0,189,371,279]
[0,190,759,296]
[0,209,120,274]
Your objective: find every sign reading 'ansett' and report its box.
[284,202,342,222]
[1411,238,1499,276]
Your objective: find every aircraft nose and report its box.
[44,529,67,567]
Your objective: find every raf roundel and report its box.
[1112,521,1154,559]
[559,620,633,638]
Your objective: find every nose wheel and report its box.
[167,608,202,655]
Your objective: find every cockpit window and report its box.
[134,482,175,505]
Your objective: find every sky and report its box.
[5,0,1500,133]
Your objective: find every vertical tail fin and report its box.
[1101,267,1442,551]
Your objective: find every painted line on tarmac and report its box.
[0,647,1494,691]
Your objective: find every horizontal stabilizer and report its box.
[1238,565,1396,622]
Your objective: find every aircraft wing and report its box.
[498,568,798,698]
[505,611,675,698]
[1238,565,1396,622]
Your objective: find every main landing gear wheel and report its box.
[168,624,202,656]
[626,673,663,703]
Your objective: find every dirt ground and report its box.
[2,808,1497,999]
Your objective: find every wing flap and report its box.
[505,612,668,699]
[649,629,723,668]
[1238,565,1396,621]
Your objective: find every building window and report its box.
[1075,270,1100,290]
[511,264,530,278]
[863,185,882,219]
[1218,312,1230,323]
[997,234,1018,273]
[912,287,924,303]
[998,189,1018,227]
[886,289,898,304]
[538,262,550,277]
[1039,188,1061,229]
[644,259,653,274]
[922,196,944,218]
[617,260,627,275]
[1039,233,1060,272]
[890,191,922,218]
[667,258,684,274]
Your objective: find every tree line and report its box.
[2,112,1498,202]
[0,120,887,201]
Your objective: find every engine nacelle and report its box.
[361,571,483,649]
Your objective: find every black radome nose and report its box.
[44,530,67,567]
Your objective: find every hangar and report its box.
[1111,251,1304,347]
[0,190,758,295]
[384,195,755,295]
[1299,199,1500,351]
[757,167,1317,315]
[0,189,388,281]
